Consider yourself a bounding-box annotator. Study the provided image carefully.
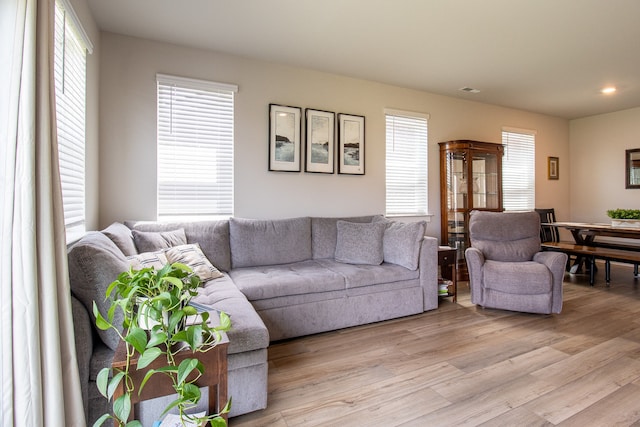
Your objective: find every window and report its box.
[502,128,536,211]
[156,74,237,219]
[54,0,92,241]
[385,110,429,216]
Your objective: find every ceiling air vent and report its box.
[459,87,480,94]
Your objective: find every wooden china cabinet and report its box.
[439,140,504,280]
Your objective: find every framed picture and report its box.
[338,113,365,175]
[305,109,335,174]
[548,156,559,180]
[269,104,302,172]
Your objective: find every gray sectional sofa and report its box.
[68,215,438,425]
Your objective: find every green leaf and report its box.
[177,358,199,385]
[180,382,201,403]
[168,309,185,333]
[185,324,203,350]
[107,371,126,400]
[171,329,188,343]
[159,397,182,417]
[125,421,143,427]
[113,393,131,422]
[162,276,183,290]
[183,305,197,316]
[146,331,167,348]
[136,347,162,369]
[96,368,110,398]
[209,417,227,427]
[171,262,192,273]
[92,413,112,427]
[93,302,111,330]
[124,326,148,354]
[139,368,156,393]
[219,311,231,331]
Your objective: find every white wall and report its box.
[569,107,640,222]
[99,32,570,241]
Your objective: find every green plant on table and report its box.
[606,209,640,220]
[92,263,231,427]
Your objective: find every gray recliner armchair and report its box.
[465,210,567,314]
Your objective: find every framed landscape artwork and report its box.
[305,109,335,174]
[338,113,365,175]
[269,104,302,172]
[548,156,559,180]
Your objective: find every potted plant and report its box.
[92,262,231,427]
[607,209,640,228]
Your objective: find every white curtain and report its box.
[0,0,86,425]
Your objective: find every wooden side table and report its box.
[438,246,458,302]
[111,333,229,425]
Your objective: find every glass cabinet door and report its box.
[471,151,499,210]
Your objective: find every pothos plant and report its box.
[92,262,232,427]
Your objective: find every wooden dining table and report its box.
[544,221,640,276]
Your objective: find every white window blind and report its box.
[385,110,429,216]
[502,129,536,211]
[54,0,90,241]
[157,74,237,219]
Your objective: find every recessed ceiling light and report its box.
[459,87,480,94]
[601,86,617,94]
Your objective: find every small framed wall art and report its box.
[305,109,335,174]
[548,156,559,180]
[269,104,302,172]
[338,113,365,175]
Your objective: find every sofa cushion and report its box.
[230,260,345,300]
[335,220,385,265]
[164,243,224,282]
[102,222,137,256]
[317,259,419,289]
[484,260,552,294]
[68,232,128,351]
[127,250,168,270]
[126,220,232,272]
[190,274,269,354]
[229,217,312,268]
[132,228,187,253]
[373,218,425,270]
[311,215,378,259]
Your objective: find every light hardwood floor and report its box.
[231,262,640,426]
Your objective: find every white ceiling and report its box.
[86,0,640,119]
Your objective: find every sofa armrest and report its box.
[71,295,93,422]
[419,236,439,311]
[465,247,485,305]
[533,251,568,313]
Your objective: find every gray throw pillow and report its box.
[102,222,137,256]
[67,232,128,351]
[334,220,386,265]
[132,228,187,253]
[374,217,426,270]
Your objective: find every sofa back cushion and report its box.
[373,217,426,270]
[126,220,231,272]
[469,210,541,262]
[335,220,386,265]
[311,215,379,259]
[229,217,312,268]
[132,228,187,253]
[102,222,137,256]
[67,232,128,351]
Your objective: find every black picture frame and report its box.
[305,109,335,174]
[269,104,302,172]
[337,113,365,175]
